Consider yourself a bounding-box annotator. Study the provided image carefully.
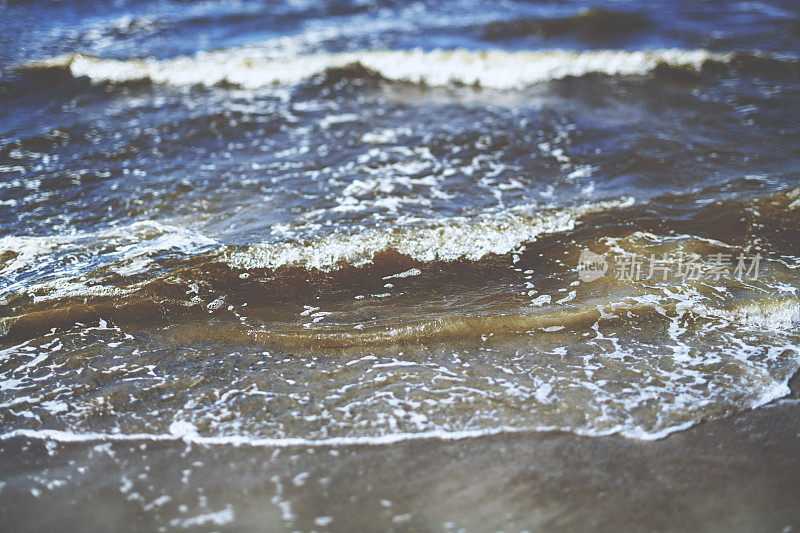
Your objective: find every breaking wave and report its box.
[227,197,635,270]
[24,47,737,90]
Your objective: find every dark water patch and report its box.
[728,52,800,78]
[315,61,388,89]
[1,298,203,344]
[483,9,649,41]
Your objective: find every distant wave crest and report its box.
[25,48,736,90]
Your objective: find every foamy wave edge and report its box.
[0,420,698,448]
[1,369,794,448]
[26,48,733,89]
[226,197,635,270]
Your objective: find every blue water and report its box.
[2,0,799,68]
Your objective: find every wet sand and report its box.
[1,374,798,532]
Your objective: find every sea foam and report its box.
[28,48,732,90]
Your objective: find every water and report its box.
[1,0,800,523]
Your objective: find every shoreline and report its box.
[2,374,798,532]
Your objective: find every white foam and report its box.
[0,419,690,449]
[227,197,635,270]
[9,365,788,448]
[0,221,218,304]
[699,299,800,332]
[172,507,235,528]
[30,48,732,90]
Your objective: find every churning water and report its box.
[2,0,800,451]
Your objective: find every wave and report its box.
[0,198,634,342]
[0,418,706,446]
[23,48,735,90]
[3,187,800,344]
[170,295,800,349]
[0,347,795,445]
[227,197,635,270]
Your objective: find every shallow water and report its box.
[1,0,800,503]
